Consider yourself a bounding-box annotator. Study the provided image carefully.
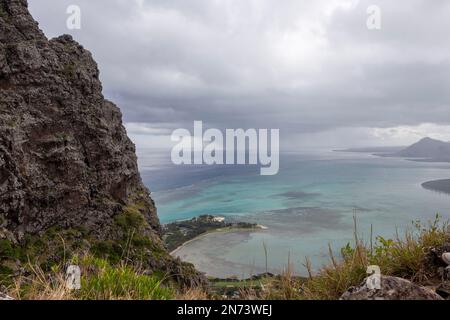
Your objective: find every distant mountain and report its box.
[394,137,450,160]
[336,137,450,162]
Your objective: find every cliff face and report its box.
[0,0,202,286]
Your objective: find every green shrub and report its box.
[114,205,146,231]
[0,6,7,19]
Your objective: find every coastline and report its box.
[422,179,450,195]
[170,225,266,256]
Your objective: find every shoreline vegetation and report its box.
[162,215,266,254]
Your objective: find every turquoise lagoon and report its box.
[139,150,450,278]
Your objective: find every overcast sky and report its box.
[29,0,450,150]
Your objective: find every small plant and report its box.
[0,6,8,19]
[55,132,70,142]
[62,63,77,79]
[262,241,268,274]
[114,205,146,231]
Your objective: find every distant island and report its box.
[389,137,450,162]
[334,146,405,154]
[162,215,265,252]
[338,137,450,196]
[422,179,450,195]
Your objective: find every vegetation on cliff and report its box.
[2,216,448,300]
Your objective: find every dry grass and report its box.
[6,255,175,300]
[255,215,450,300]
[4,216,449,300]
[176,288,209,300]
[9,264,74,300]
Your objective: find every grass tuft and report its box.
[255,215,450,300]
[7,255,174,300]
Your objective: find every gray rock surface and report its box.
[340,276,444,300]
[424,243,450,279]
[0,0,204,286]
[0,0,158,239]
[436,282,450,299]
[0,292,13,300]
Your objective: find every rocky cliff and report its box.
[0,0,203,286]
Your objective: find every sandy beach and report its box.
[170,227,272,279]
[170,226,266,256]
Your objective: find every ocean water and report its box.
[139,150,450,278]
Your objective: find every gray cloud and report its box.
[28,0,450,149]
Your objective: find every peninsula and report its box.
[162,215,264,252]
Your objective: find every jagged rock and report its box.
[0,292,13,300]
[423,243,450,279]
[340,276,444,300]
[436,282,450,299]
[428,244,450,266]
[445,266,450,280]
[443,253,450,265]
[0,0,205,287]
